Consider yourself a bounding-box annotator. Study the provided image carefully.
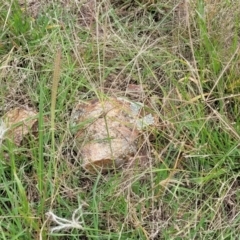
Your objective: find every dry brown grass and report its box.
[0,0,240,239]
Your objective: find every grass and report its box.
[0,0,240,239]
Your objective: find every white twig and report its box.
[0,120,8,146]
[46,206,84,233]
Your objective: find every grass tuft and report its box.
[0,0,240,239]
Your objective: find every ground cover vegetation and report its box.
[0,0,240,239]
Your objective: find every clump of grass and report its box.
[0,0,240,239]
